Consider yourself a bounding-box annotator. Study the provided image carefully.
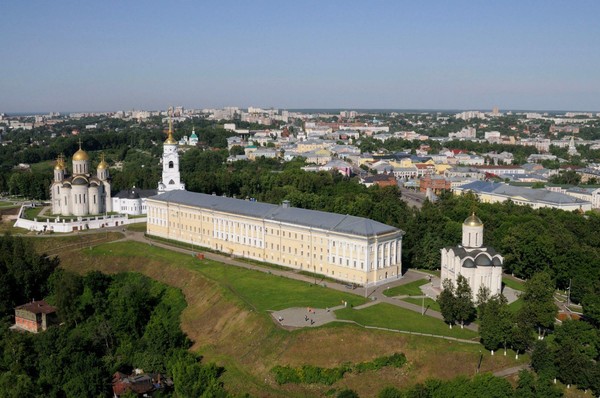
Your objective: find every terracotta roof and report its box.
[16,300,57,314]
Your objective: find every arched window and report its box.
[169,179,175,185]
[168,161,174,169]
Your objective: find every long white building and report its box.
[146,192,404,286]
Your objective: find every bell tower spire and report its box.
[158,106,185,192]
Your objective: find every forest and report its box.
[0,234,228,397]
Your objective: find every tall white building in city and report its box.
[158,112,185,193]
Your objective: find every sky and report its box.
[1,1,600,113]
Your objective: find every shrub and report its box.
[271,353,407,385]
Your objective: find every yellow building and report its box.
[147,191,404,286]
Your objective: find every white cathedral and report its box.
[440,213,503,299]
[50,142,112,216]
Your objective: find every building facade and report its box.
[440,214,503,299]
[50,145,112,216]
[14,300,57,333]
[112,187,157,215]
[146,192,404,286]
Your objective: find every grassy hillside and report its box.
[52,239,526,397]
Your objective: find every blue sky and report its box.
[1,1,599,112]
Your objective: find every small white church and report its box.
[440,213,503,299]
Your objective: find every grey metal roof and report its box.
[444,246,502,268]
[115,188,158,199]
[148,190,402,237]
[458,181,590,205]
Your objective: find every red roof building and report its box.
[420,175,451,194]
[14,300,57,333]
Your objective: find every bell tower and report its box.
[158,107,185,193]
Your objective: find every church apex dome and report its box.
[54,154,66,170]
[464,212,483,227]
[164,106,178,144]
[97,153,109,170]
[73,139,89,161]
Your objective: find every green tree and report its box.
[583,293,600,327]
[229,145,245,156]
[479,294,512,354]
[377,386,402,398]
[519,271,557,339]
[50,269,84,326]
[337,389,360,398]
[170,352,226,398]
[531,340,556,381]
[438,279,457,327]
[454,275,476,328]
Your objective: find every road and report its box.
[399,187,426,209]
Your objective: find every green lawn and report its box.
[335,303,478,340]
[90,242,366,312]
[23,206,44,220]
[197,261,367,311]
[383,279,428,297]
[402,297,441,313]
[502,277,525,292]
[126,222,147,232]
[508,298,524,314]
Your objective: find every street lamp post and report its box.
[567,278,572,307]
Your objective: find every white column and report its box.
[373,243,379,269]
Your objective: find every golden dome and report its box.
[97,153,108,169]
[72,138,89,161]
[464,212,483,227]
[73,149,89,161]
[164,132,177,144]
[164,106,178,144]
[54,154,65,170]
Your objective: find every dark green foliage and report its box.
[454,275,476,327]
[515,370,562,398]
[337,389,360,398]
[423,373,513,398]
[479,294,512,352]
[531,340,555,380]
[437,279,457,325]
[583,293,600,327]
[518,271,557,338]
[381,371,556,398]
[377,386,403,398]
[0,268,226,397]
[530,319,600,395]
[170,350,227,398]
[0,234,59,317]
[271,353,407,385]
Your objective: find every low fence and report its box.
[14,204,146,233]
